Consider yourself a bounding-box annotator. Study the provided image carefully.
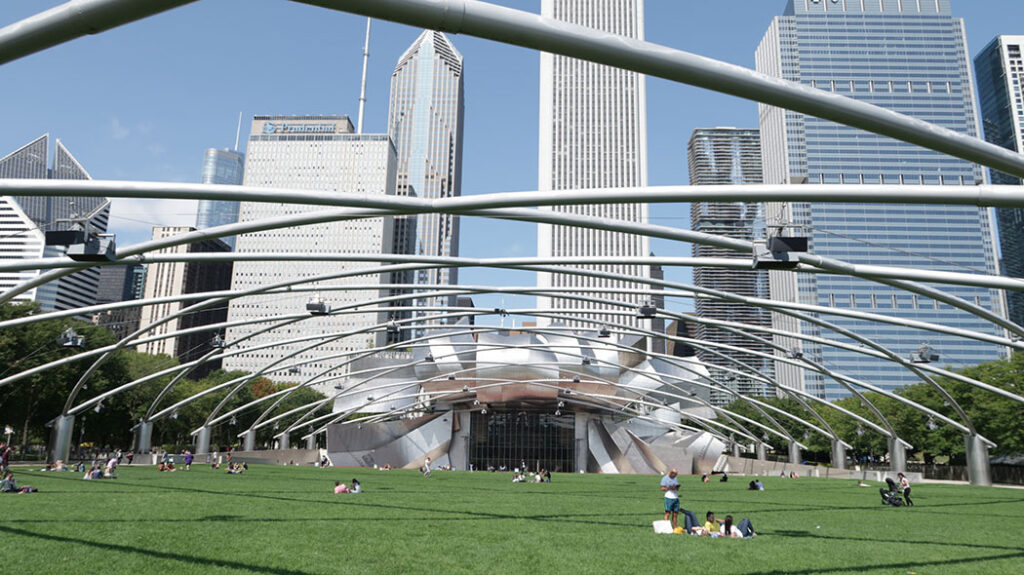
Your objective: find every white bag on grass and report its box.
[652,520,674,534]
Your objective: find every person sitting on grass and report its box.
[1,471,37,493]
[701,474,710,483]
[351,478,361,493]
[334,481,350,494]
[701,511,722,536]
[719,515,757,538]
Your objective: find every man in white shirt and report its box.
[660,468,681,530]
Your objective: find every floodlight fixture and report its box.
[57,327,85,348]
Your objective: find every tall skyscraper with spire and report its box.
[537,0,650,329]
[757,0,1006,400]
[387,30,464,332]
[0,134,109,312]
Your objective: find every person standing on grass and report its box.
[423,456,431,478]
[184,451,194,471]
[898,473,914,506]
[661,468,681,530]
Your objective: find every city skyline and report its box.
[2,1,1024,318]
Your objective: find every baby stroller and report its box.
[879,477,904,507]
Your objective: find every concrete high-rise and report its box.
[223,116,396,392]
[757,0,1006,400]
[196,148,245,249]
[0,134,109,312]
[537,0,650,329]
[137,227,232,377]
[387,30,465,335]
[687,128,772,404]
[975,35,1024,327]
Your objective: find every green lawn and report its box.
[1,464,1022,574]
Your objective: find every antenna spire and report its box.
[357,18,371,134]
[234,111,243,151]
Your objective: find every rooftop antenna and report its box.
[233,111,242,151]
[357,18,371,134]
[500,298,506,328]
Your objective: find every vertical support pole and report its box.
[305,434,316,451]
[277,433,289,451]
[48,414,75,463]
[788,440,801,464]
[831,440,847,470]
[965,434,992,487]
[243,430,256,452]
[755,442,767,461]
[731,443,742,458]
[134,420,153,455]
[195,426,211,455]
[888,437,906,473]
[574,412,589,473]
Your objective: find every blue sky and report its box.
[3,0,1024,315]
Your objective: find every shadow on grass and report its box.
[771,529,1024,552]
[745,547,1023,574]
[10,474,653,529]
[0,525,313,575]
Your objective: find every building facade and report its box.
[223,116,396,393]
[387,30,465,334]
[136,227,232,378]
[757,0,1006,400]
[687,128,772,404]
[975,35,1024,327]
[537,0,650,329]
[92,263,146,340]
[196,148,245,250]
[0,134,108,312]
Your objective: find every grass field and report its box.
[1,464,1022,574]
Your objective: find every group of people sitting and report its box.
[1,471,37,493]
[700,473,729,483]
[334,478,362,493]
[747,480,765,491]
[511,469,552,483]
[84,458,118,479]
[157,461,177,472]
[678,511,757,538]
[226,462,247,474]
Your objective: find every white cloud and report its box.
[111,117,130,140]
[108,197,199,246]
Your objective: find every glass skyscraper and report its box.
[387,30,465,332]
[196,148,245,249]
[0,134,109,312]
[537,0,650,329]
[687,128,772,404]
[975,35,1024,327]
[757,0,1006,400]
